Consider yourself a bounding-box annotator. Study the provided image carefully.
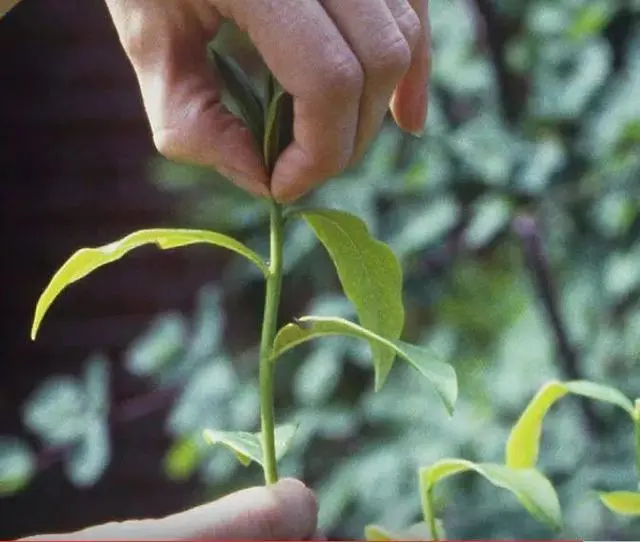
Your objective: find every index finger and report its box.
[216,0,364,202]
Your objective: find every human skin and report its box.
[1,0,430,202]
[20,478,319,541]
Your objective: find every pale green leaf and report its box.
[299,209,405,390]
[506,380,634,469]
[420,459,562,530]
[31,228,267,340]
[65,420,110,487]
[203,424,298,467]
[0,438,36,496]
[271,316,457,414]
[365,521,445,541]
[599,491,640,516]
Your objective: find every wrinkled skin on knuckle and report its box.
[320,50,364,102]
[396,6,423,52]
[369,33,413,82]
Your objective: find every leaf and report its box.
[164,436,201,481]
[211,50,265,147]
[299,209,405,390]
[420,460,562,531]
[65,420,110,487]
[203,424,298,467]
[264,82,294,174]
[31,228,268,340]
[271,316,457,414]
[0,438,36,496]
[365,521,445,541]
[599,491,640,516]
[505,380,635,469]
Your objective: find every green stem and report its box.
[258,199,285,485]
[634,400,640,489]
[420,482,440,542]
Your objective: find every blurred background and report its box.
[1,0,640,539]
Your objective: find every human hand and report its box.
[20,478,318,541]
[104,0,430,202]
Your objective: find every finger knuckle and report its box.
[322,51,364,98]
[370,33,412,79]
[245,494,286,540]
[397,7,423,51]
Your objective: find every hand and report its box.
[104,0,431,202]
[21,478,318,541]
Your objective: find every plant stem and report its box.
[635,400,640,489]
[421,485,440,542]
[258,198,285,485]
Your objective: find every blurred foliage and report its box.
[3,0,640,539]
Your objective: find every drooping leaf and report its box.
[419,459,562,531]
[264,82,294,175]
[31,228,268,340]
[202,423,298,467]
[271,316,457,414]
[599,491,640,516]
[0,438,36,496]
[364,521,446,541]
[299,209,405,390]
[210,50,265,147]
[505,380,635,469]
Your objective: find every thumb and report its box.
[21,478,318,541]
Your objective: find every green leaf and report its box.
[31,228,268,340]
[203,423,298,467]
[65,420,110,487]
[299,209,405,390]
[505,380,635,469]
[210,50,265,147]
[264,82,294,174]
[420,460,562,531]
[599,491,640,516]
[271,316,457,414]
[164,436,201,482]
[0,438,36,496]
[365,521,445,541]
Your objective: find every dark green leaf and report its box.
[299,209,405,390]
[211,50,265,147]
[271,316,457,413]
[365,521,446,541]
[264,83,294,175]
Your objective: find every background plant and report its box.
[2,0,640,539]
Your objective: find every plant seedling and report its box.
[27,43,640,540]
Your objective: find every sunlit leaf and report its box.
[203,424,298,467]
[420,459,562,530]
[299,209,405,390]
[271,316,457,413]
[364,521,445,541]
[505,380,635,469]
[0,438,36,496]
[599,491,640,516]
[31,228,268,340]
[211,50,265,147]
